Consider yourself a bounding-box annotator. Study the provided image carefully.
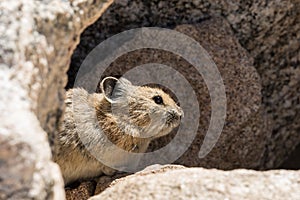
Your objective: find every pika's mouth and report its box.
[166,110,182,127]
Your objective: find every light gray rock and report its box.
[0,0,113,199]
[90,165,300,200]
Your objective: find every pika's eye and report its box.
[152,95,163,105]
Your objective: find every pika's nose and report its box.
[170,109,184,120]
[179,108,184,119]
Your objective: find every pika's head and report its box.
[100,77,183,139]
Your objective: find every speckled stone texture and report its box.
[219,0,300,169]
[0,0,113,199]
[89,165,300,200]
[69,0,300,169]
[65,181,96,200]
[65,173,129,199]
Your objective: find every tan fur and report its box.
[53,77,183,185]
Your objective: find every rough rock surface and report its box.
[69,0,300,169]
[90,165,300,200]
[65,181,96,200]
[0,0,113,199]
[65,173,129,200]
[214,0,300,170]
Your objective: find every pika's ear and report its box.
[100,76,133,103]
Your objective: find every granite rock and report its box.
[65,181,96,200]
[0,0,113,199]
[90,165,300,200]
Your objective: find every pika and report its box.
[53,77,183,185]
